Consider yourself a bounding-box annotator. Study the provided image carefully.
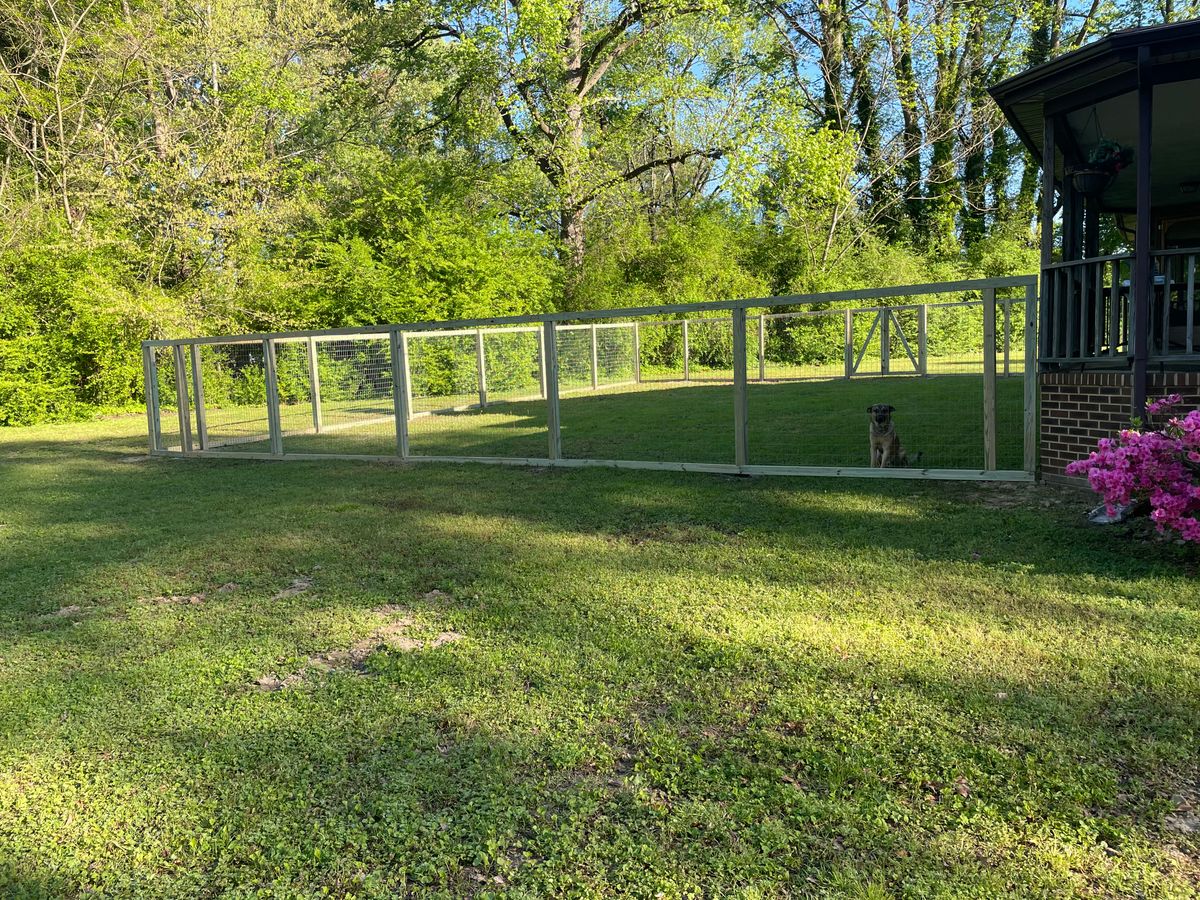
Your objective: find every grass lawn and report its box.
[1,416,1197,898]
[184,374,1027,471]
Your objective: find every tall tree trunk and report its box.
[891,0,923,240]
[560,1,586,295]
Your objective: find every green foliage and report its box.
[0,239,183,425]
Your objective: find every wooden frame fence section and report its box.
[143,276,1038,482]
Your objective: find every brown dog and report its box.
[867,404,919,468]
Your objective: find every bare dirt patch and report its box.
[252,607,462,691]
[272,577,312,600]
[48,605,83,618]
[613,522,739,547]
[960,482,1085,511]
[1165,787,1200,835]
[144,592,206,605]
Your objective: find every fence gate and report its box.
[143,276,1038,481]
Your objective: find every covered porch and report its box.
[990,20,1200,416]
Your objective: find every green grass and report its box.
[181,374,1027,470]
[1,416,1197,898]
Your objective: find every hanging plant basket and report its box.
[1070,168,1116,198]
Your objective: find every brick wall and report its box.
[1040,370,1200,479]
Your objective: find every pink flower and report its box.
[1069,399,1200,543]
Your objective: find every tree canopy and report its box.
[0,0,1191,423]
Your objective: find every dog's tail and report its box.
[902,450,923,467]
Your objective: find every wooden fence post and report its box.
[982,288,998,470]
[264,338,283,457]
[844,310,853,379]
[142,344,160,453]
[172,344,193,454]
[391,329,410,458]
[880,310,891,375]
[918,305,928,376]
[189,343,208,450]
[307,337,323,433]
[476,328,488,407]
[682,319,690,381]
[544,321,561,460]
[732,309,749,466]
[632,322,641,384]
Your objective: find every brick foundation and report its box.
[1040,370,1200,479]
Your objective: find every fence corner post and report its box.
[263,338,283,457]
[391,329,410,459]
[918,304,928,376]
[732,308,749,467]
[632,321,641,384]
[307,337,323,434]
[843,309,853,379]
[543,321,561,460]
[475,328,488,408]
[982,288,998,471]
[1024,281,1038,476]
[142,343,160,454]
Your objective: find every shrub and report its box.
[1066,395,1200,543]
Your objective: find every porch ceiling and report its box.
[989,18,1200,211]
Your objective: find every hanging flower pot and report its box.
[1071,168,1115,198]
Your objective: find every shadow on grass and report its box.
[0,434,1196,894]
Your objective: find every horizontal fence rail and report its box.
[144,277,1038,482]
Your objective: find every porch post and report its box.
[1131,46,1152,417]
[1039,117,1056,360]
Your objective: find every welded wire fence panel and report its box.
[152,346,183,451]
[637,321,685,382]
[558,315,734,464]
[196,342,270,453]
[686,317,734,381]
[757,312,844,382]
[595,324,636,389]
[146,276,1036,478]
[555,326,595,394]
[746,294,1025,470]
[276,338,397,455]
[408,329,547,458]
[483,329,543,403]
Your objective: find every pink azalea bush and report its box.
[1065,393,1200,543]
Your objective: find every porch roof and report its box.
[988,19,1200,213]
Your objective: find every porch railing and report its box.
[1041,247,1199,364]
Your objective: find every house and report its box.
[989,19,1200,480]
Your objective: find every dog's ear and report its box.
[866,405,874,413]
[885,405,895,413]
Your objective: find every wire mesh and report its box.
[556,316,734,464]
[745,294,1025,470]
[636,321,685,383]
[407,328,547,458]
[194,342,270,453]
[685,317,735,381]
[149,280,1033,475]
[275,338,397,455]
[482,328,543,404]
